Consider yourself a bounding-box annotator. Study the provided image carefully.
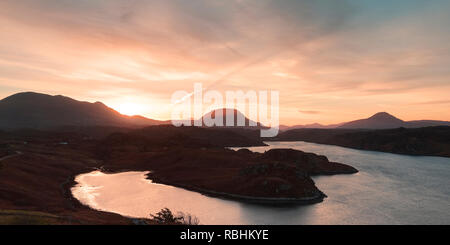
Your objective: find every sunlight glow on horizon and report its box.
[114,102,145,116]
[1,0,450,125]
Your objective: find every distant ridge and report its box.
[338,112,450,129]
[1,92,449,131]
[281,112,450,130]
[0,92,168,130]
[280,122,343,131]
[338,112,405,129]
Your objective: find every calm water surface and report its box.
[72,141,450,224]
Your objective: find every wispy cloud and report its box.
[0,0,450,124]
[299,110,321,114]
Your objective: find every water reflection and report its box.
[72,141,450,224]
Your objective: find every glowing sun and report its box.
[115,103,144,116]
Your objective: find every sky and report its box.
[1,0,450,125]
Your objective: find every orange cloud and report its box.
[1,0,450,125]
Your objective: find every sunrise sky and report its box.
[1,0,450,125]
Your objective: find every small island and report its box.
[97,126,358,205]
[145,148,358,205]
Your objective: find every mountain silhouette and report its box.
[338,112,450,129]
[281,112,450,130]
[338,112,405,129]
[197,108,261,127]
[2,92,449,131]
[0,92,166,129]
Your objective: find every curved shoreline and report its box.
[69,169,326,209]
[67,148,359,214]
[146,174,327,206]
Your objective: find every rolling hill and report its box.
[0,92,167,130]
[338,112,405,129]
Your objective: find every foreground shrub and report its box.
[150,208,200,225]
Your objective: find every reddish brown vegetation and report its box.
[0,142,134,224]
[0,126,357,224]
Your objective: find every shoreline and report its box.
[148,178,326,205]
[270,127,450,158]
[67,147,358,210]
[2,136,357,224]
[267,139,450,158]
[69,168,326,209]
